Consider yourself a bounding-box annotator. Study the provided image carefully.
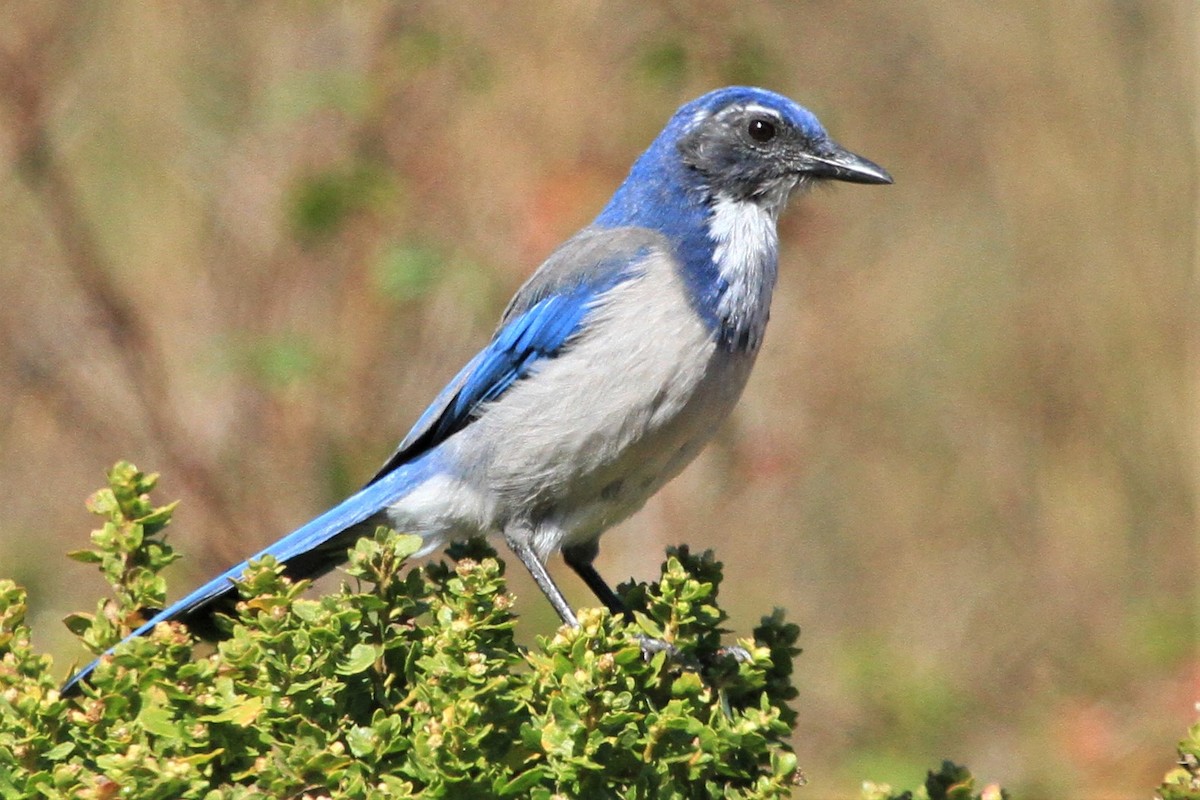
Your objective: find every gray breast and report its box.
[448,250,760,557]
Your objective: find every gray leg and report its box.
[504,527,579,628]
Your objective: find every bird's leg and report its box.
[562,541,627,618]
[504,527,579,628]
[561,540,677,661]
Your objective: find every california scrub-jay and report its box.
[64,86,890,692]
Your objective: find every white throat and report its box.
[708,193,780,350]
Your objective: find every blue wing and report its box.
[367,226,663,482]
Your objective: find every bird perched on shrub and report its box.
[64,86,890,693]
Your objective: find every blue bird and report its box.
[63,86,890,693]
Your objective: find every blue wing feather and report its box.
[368,226,664,483]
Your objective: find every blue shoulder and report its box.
[366,226,667,484]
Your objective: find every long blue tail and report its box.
[62,458,431,694]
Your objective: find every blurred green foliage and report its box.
[370,242,443,303]
[220,335,319,389]
[638,40,690,90]
[288,164,393,242]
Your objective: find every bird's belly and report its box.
[542,348,754,553]
[457,261,759,557]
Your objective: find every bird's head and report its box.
[671,86,892,215]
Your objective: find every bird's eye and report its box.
[748,118,777,143]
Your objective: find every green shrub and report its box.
[1158,713,1200,800]
[0,462,803,798]
[0,462,1019,798]
[861,761,1007,800]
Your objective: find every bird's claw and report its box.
[634,634,679,661]
[716,644,751,663]
[633,636,750,668]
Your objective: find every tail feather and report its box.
[61,458,429,694]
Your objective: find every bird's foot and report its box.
[715,644,751,663]
[633,636,750,669]
[634,634,679,662]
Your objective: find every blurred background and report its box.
[0,3,1194,797]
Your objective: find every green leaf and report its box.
[65,549,102,564]
[61,613,94,636]
[392,533,424,561]
[198,695,264,727]
[496,767,549,796]
[336,643,380,676]
[41,742,74,761]
[136,700,181,739]
[346,725,376,758]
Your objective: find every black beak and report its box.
[799,140,893,185]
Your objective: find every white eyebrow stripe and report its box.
[741,104,784,120]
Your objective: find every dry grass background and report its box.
[0,3,1195,797]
